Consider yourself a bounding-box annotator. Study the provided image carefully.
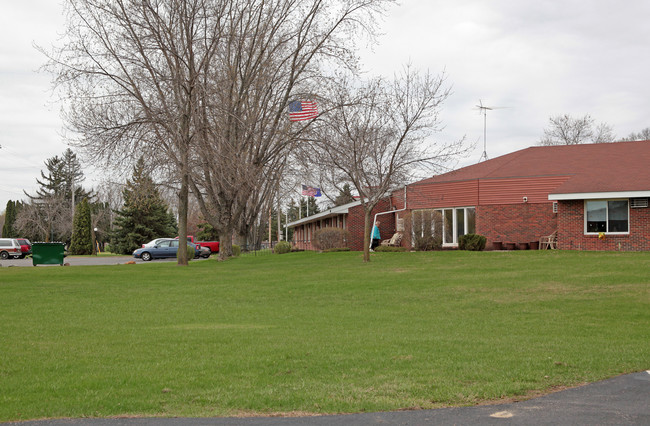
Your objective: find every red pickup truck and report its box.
[184,236,219,256]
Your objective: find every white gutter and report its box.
[549,190,650,201]
[370,185,408,249]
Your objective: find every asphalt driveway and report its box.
[0,255,207,267]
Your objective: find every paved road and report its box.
[0,255,207,267]
[5,371,649,425]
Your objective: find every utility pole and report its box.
[71,178,75,233]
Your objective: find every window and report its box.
[585,200,628,234]
[441,207,476,246]
[411,207,476,247]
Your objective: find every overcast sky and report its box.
[2,0,650,211]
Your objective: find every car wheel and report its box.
[202,248,211,258]
[141,252,152,261]
[0,251,9,260]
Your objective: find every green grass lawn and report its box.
[1,250,648,421]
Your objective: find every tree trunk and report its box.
[219,224,233,261]
[363,209,373,263]
[177,160,189,266]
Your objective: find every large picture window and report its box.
[410,207,476,248]
[585,200,628,233]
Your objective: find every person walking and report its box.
[370,221,381,251]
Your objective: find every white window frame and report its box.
[440,206,476,247]
[584,199,629,235]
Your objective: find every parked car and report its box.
[133,238,200,261]
[184,236,219,255]
[198,245,211,258]
[0,238,23,259]
[16,238,32,258]
[142,238,171,248]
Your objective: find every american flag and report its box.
[301,185,321,197]
[288,100,318,121]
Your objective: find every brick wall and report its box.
[558,200,650,251]
[398,202,557,250]
[478,203,558,249]
[346,199,395,251]
[292,199,396,251]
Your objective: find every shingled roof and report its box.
[413,140,650,198]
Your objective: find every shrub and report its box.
[274,241,292,254]
[312,228,350,251]
[413,235,440,251]
[374,246,408,252]
[232,245,241,257]
[186,243,195,260]
[458,234,487,251]
[407,210,443,251]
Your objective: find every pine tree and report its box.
[300,197,320,217]
[335,183,356,206]
[196,222,219,241]
[69,198,93,255]
[30,149,91,202]
[2,200,16,237]
[22,149,92,243]
[111,158,178,254]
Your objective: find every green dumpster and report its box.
[32,242,66,266]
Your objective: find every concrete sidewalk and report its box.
[8,370,649,425]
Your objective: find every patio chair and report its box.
[539,230,557,249]
[381,232,403,247]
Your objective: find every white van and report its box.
[0,238,22,259]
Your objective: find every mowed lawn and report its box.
[0,250,648,421]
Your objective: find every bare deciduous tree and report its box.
[15,196,70,242]
[621,127,650,141]
[45,0,392,262]
[539,114,616,145]
[43,0,228,264]
[308,66,468,262]
[188,0,393,260]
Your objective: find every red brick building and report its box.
[288,141,650,251]
[288,198,394,251]
[393,140,650,251]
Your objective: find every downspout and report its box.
[370,185,408,249]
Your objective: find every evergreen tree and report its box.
[335,183,356,206]
[2,200,17,237]
[111,158,178,254]
[196,222,219,241]
[69,198,93,255]
[300,197,320,217]
[22,149,92,243]
[30,149,91,203]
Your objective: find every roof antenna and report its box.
[475,100,507,162]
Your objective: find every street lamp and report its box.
[93,227,99,254]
